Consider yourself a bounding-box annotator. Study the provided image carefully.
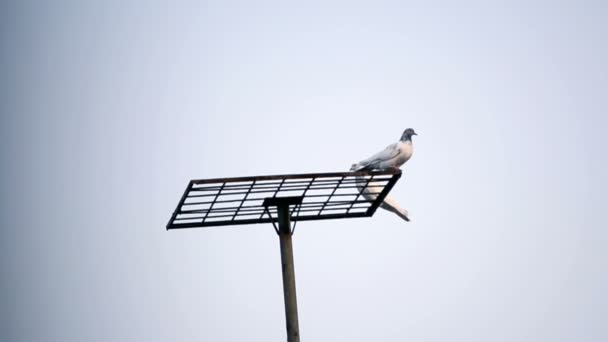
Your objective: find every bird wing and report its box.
[356,143,401,168]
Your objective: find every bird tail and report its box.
[380,196,410,222]
[353,171,410,222]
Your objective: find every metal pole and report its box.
[277,204,300,342]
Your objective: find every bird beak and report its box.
[413,132,418,136]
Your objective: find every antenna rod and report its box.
[277,203,300,342]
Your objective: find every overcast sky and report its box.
[1,1,607,341]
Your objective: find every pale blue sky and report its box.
[1,1,607,341]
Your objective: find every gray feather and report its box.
[353,143,401,171]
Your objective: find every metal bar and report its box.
[175,204,371,221]
[366,170,402,216]
[300,191,382,198]
[176,201,373,218]
[190,177,392,192]
[179,198,376,214]
[258,178,286,220]
[167,212,371,229]
[187,187,385,198]
[263,196,303,208]
[346,174,375,214]
[317,176,345,215]
[295,199,373,208]
[179,207,264,215]
[202,182,225,223]
[273,178,286,198]
[231,180,256,221]
[181,198,375,212]
[277,204,300,342]
[191,169,399,185]
[191,177,358,191]
[182,199,246,206]
[166,180,193,229]
[189,179,391,196]
[175,205,369,220]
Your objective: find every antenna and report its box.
[167,169,402,341]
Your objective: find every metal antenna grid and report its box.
[166,169,402,342]
[167,169,401,229]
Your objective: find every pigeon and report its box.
[350,128,417,172]
[350,128,417,222]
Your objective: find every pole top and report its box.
[263,196,304,208]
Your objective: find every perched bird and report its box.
[350,128,417,171]
[351,128,417,222]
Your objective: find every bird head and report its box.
[401,128,417,141]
